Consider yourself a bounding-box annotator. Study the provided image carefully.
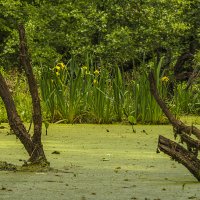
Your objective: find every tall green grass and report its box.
[171,82,200,116]
[39,56,170,124]
[40,59,90,123]
[1,58,199,125]
[0,69,32,123]
[88,66,113,123]
[130,57,168,123]
[40,59,114,123]
[112,65,125,121]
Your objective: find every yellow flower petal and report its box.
[94,69,100,75]
[56,72,60,76]
[93,79,98,85]
[55,65,61,71]
[59,63,65,69]
[82,66,88,70]
[161,76,169,82]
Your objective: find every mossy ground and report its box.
[0,119,200,200]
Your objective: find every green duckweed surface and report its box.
[0,122,200,200]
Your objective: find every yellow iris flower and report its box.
[55,65,61,71]
[161,76,169,82]
[82,66,88,70]
[56,71,60,76]
[93,79,98,85]
[94,69,100,76]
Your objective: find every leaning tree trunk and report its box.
[0,24,48,165]
[149,72,200,140]
[148,71,200,181]
[0,73,34,156]
[18,24,47,163]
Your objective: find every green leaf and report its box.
[128,116,136,124]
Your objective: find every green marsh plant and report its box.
[90,66,113,123]
[40,55,114,123]
[0,69,32,122]
[40,59,90,123]
[112,65,125,121]
[39,56,170,124]
[171,82,200,116]
[132,57,168,124]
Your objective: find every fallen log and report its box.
[148,71,200,181]
[158,135,200,181]
[179,133,200,156]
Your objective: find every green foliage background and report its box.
[1,0,200,67]
[0,0,200,124]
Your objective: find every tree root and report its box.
[0,160,50,172]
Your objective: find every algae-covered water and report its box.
[0,123,200,200]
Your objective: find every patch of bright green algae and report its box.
[0,123,200,200]
[180,115,200,125]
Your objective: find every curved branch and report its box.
[148,71,200,139]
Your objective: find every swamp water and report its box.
[0,123,200,200]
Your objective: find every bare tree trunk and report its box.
[0,24,48,165]
[18,24,46,163]
[0,72,47,164]
[148,71,200,181]
[0,73,34,155]
[148,71,200,140]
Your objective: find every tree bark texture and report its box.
[149,71,200,181]
[174,52,193,81]
[18,24,42,145]
[18,24,46,163]
[148,71,200,140]
[0,73,34,155]
[0,24,47,164]
[158,135,200,181]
